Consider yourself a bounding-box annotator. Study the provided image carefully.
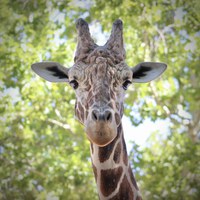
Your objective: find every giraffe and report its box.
[31,18,167,200]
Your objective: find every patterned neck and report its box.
[90,124,142,200]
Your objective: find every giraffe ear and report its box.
[31,62,69,82]
[132,62,167,83]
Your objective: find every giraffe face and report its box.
[68,49,133,146]
[31,18,167,147]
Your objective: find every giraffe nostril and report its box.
[92,110,98,121]
[105,111,112,122]
[91,110,112,122]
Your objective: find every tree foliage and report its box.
[130,131,200,200]
[0,0,199,199]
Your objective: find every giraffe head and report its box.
[32,19,166,147]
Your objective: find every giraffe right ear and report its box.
[132,62,167,83]
[31,62,69,82]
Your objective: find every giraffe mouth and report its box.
[85,121,117,147]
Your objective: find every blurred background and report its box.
[0,0,199,199]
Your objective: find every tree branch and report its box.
[47,118,75,134]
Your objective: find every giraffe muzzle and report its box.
[85,109,117,146]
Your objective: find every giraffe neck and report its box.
[90,124,142,200]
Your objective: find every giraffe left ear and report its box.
[31,62,69,82]
[132,62,167,83]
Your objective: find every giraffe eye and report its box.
[69,80,79,89]
[122,80,131,90]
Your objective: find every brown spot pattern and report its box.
[87,90,94,107]
[87,90,93,100]
[85,80,91,91]
[110,90,115,100]
[92,164,98,182]
[100,167,123,197]
[108,102,114,109]
[113,142,121,164]
[120,104,124,117]
[77,102,84,121]
[88,98,94,107]
[122,136,128,166]
[117,124,122,135]
[128,166,139,190]
[98,133,119,163]
[115,113,121,125]
[116,102,119,110]
[110,175,134,200]
[85,110,88,119]
[80,110,84,122]
[76,109,80,120]
[90,143,94,154]
[78,102,84,113]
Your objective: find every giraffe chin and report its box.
[85,122,117,147]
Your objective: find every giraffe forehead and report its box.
[69,59,132,83]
